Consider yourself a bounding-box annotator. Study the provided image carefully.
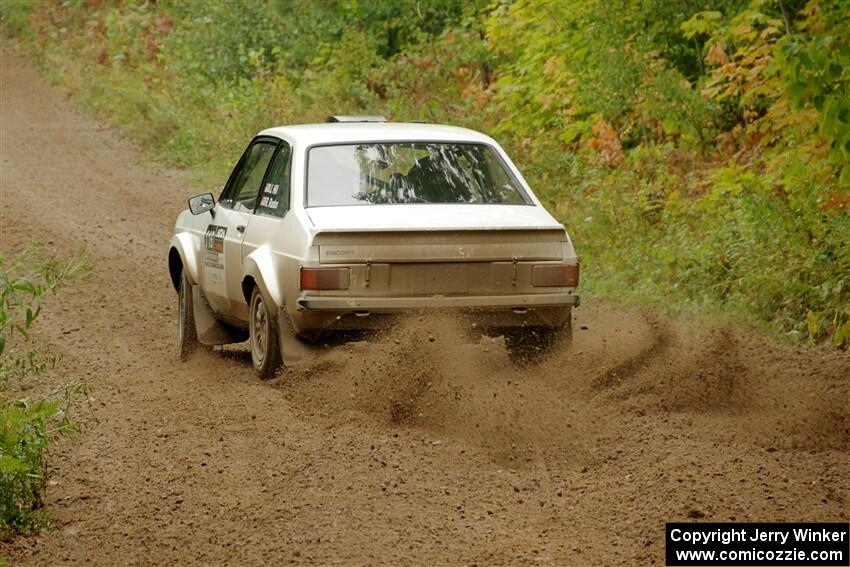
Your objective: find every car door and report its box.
[242,140,293,254]
[202,137,278,319]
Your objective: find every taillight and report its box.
[300,267,350,290]
[532,264,579,287]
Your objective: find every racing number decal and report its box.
[203,224,227,294]
[204,224,227,254]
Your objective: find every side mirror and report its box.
[188,193,215,215]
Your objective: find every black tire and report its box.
[177,271,199,361]
[249,286,282,378]
[504,324,572,365]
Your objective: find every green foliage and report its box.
[15,0,850,349]
[0,383,83,533]
[272,0,484,60]
[0,247,88,533]
[1,245,89,378]
[778,0,850,183]
[163,1,284,83]
[0,0,33,37]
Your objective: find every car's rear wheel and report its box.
[249,286,282,378]
[177,271,198,361]
[504,324,572,365]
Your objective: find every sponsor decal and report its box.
[204,224,227,254]
[204,258,224,271]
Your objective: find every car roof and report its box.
[258,122,497,146]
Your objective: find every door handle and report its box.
[236,225,245,233]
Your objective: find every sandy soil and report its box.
[0,42,848,566]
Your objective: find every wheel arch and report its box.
[241,245,284,309]
[168,247,183,291]
[169,232,201,290]
[241,275,257,305]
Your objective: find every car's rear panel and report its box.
[312,229,570,297]
[294,228,578,332]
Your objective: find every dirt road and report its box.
[1,42,848,566]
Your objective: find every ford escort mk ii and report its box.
[168,117,579,376]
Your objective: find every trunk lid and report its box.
[307,204,570,264]
[306,204,562,232]
[313,229,566,263]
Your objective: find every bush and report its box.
[0,246,88,533]
[0,0,33,37]
[0,385,82,533]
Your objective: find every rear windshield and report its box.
[306,142,529,207]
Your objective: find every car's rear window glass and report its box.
[306,143,528,207]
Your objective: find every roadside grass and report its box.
[0,246,89,534]
[0,0,30,37]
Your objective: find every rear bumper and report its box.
[296,292,580,311]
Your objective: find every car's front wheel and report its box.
[249,286,282,378]
[177,271,198,361]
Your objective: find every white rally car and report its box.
[168,117,579,376]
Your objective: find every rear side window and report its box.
[257,143,292,217]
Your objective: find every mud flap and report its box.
[192,286,248,345]
[276,308,321,366]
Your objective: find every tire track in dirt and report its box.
[591,315,671,390]
[1,40,848,566]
